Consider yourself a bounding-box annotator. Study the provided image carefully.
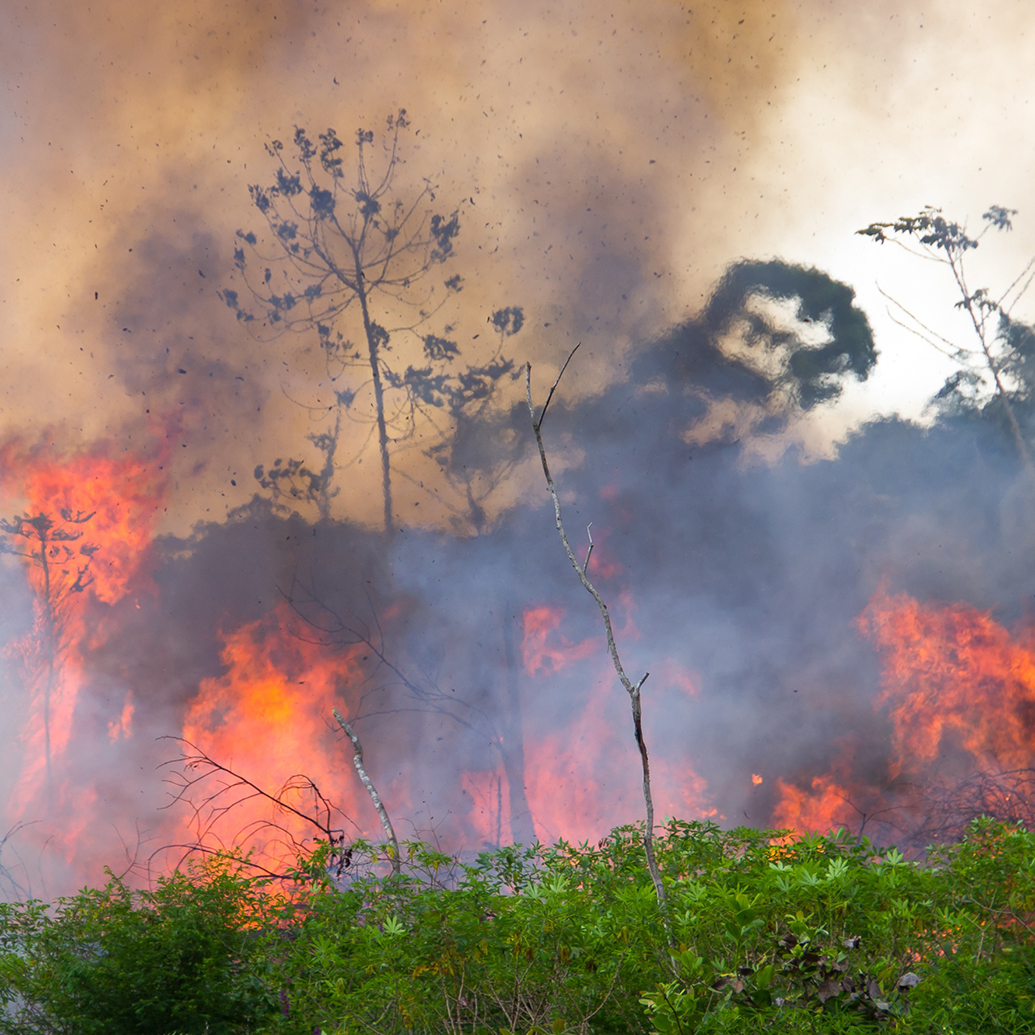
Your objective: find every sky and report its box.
[2,0,1035,526]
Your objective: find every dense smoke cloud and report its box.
[2,0,807,530]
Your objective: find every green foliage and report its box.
[0,857,278,1034]
[2,820,1034,1033]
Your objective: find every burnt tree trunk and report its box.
[498,603,536,844]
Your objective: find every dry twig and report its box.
[525,348,667,909]
[159,738,353,880]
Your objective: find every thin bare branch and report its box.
[582,523,594,575]
[525,359,667,911]
[158,738,354,880]
[536,341,582,429]
[332,709,401,875]
[878,285,979,361]
[864,206,1035,483]
[997,254,1035,314]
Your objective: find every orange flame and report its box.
[0,441,718,880]
[772,587,1035,838]
[770,775,857,835]
[0,439,168,858]
[0,439,167,604]
[860,589,1035,775]
[180,604,377,862]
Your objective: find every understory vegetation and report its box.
[1,819,1033,1034]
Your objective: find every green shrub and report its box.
[3,819,1034,1034]
[0,857,277,1035]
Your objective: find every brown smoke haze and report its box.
[4,0,1030,526]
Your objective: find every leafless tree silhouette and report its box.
[221,110,521,531]
[159,738,356,882]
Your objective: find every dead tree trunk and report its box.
[498,603,536,844]
[332,709,401,875]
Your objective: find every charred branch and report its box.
[159,738,354,881]
[907,767,1035,848]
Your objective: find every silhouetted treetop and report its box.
[219,110,522,531]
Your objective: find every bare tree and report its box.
[0,509,96,797]
[859,205,1035,478]
[525,346,667,910]
[332,709,400,876]
[221,110,520,531]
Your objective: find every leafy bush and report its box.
[2,819,1034,1033]
[0,857,278,1035]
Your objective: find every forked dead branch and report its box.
[525,346,667,910]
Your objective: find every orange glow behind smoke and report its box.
[460,769,508,847]
[517,602,713,844]
[181,604,378,861]
[522,605,597,676]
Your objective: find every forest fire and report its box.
[177,605,375,865]
[2,428,1035,891]
[771,775,861,839]
[863,589,1035,777]
[518,600,712,844]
